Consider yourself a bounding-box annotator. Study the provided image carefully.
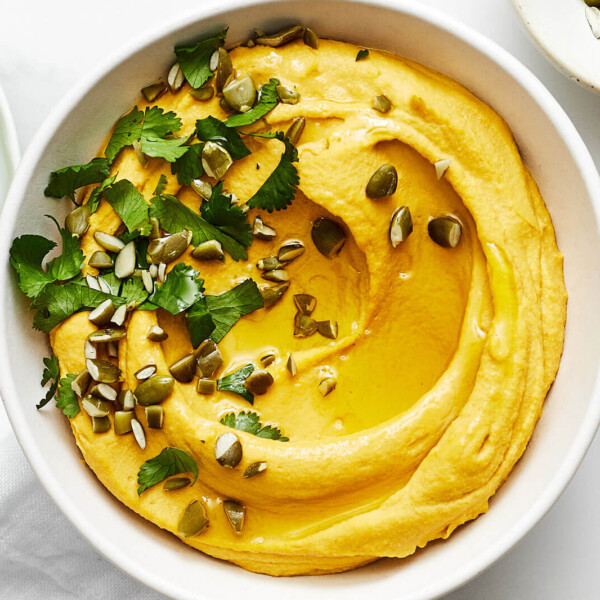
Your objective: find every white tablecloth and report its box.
[1,1,599,598]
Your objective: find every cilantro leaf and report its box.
[217,363,255,404]
[88,175,117,213]
[225,78,280,128]
[137,447,199,495]
[31,282,126,333]
[121,277,149,304]
[154,174,168,197]
[38,354,60,410]
[105,108,144,163]
[195,116,250,159]
[356,49,369,61]
[247,132,299,212]
[55,373,80,418]
[141,136,188,162]
[175,29,227,89]
[204,279,263,343]
[147,263,204,315]
[103,179,151,235]
[141,106,182,139]
[185,300,216,348]
[44,158,111,200]
[171,144,204,185]
[10,221,84,299]
[200,182,252,246]
[149,193,247,261]
[220,411,288,441]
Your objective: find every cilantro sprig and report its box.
[103,179,151,235]
[38,354,60,409]
[225,78,280,128]
[146,263,204,315]
[44,158,111,201]
[221,411,289,441]
[217,363,255,403]
[55,373,80,418]
[171,144,204,186]
[175,29,227,89]
[137,447,199,495]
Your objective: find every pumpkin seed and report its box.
[215,48,233,91]
[303,27,319,49]
[191,240,224,261]
[261,269,289,283]
[278,240,305,263]
[149,217,161,241]
[65,205,91,238]
[163,477,191,491]
[366,164,398,198]
[86,359,121,383]
[245,369,274,395]
[88,251,113,269]
[92,416,111,433]
[148,263,158,278]
[97,276,112,295]
[260,283,289,308]
[255,25,303,47]
[220,97,234,114]
[202,141,233,180]
[117,389,136,411]
[317,320,338,339]
[135,375,174,406]
[257,256,283,271]
[253,216,277,240]
[197,378,216,395]
[434,158,452,180]
[110,304,128,327]
[260,352,276,368]
[84,339,97,360]
[293,294,316,315]
[191,178,213,200]
[294,313,318,337]
[196,342,223,378]
[178,500,209,538]
[276,85,300,104]
[286,353,297,376]
[147,325,168,342]
[86,275,100,291]
[82,395,111,418]
[132,140,147,167]
[428,216,462,248]
[389,206,413,247]
[223,499,245,534]
[106,341,118,358]
[311,218,346,258]
[131,418,146,449]
[215,432,242,468]
[114,241,136,279]
[145,405,164,429]
[141,82,166,102]
[147,230,191,264]
[114,410,134,434]
[135,364,157,381]
[189,85,215,102]
[318,376,337,396]
[243,461,267,478]
[372,94,392,113]
[87,328,126,344]
[71,370,91,398]
[141,270,154,294]
[88,299,115,326]
[223,75,257,113]
[169,354,197,383]
[157,262,167,283]
[94,231,125,253]
[168,62,185,93]
[91,383,117,402]
[285,116,305,145]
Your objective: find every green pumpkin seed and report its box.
[87,328,126,344]
[135,364,157,381]
[145,405,164,429]
[257,256,283,271]
[157,262,167,283]
[372,94,392,113]
[260,283,289,308]
[97,277,112,295]
[168,62,185,93]
[317,320,338,339]
[191,240,224,261]
[196,342,223,378]
[116,389,136,411]
[276,85,300,104]
[86,359,121,384]
[114,241,136,279]
[86,275,100,291]
[389,206,413,247]
[147,230,191,265]
[163,477,191,491]
[223,75,257,113]
[84,339,97,360]
[214,47,233,92]
[71,370,91,398]
[286,353,297,376]
[132,139,147,167]
[220,97,234,114]
[318,376,337,396]
[88,299,115,327]
[88,251,113,269]
[428,216,462,248]
[223,499,245,534]
[92,416,111,433]
[253,216,277,241]
[366,164,398,198]
[114,410,134,434]
[311,218,346,258]
[110,304,128,327]
[106,341,118,358]
[65,205,91,238]
[434,158,451,180]
[285,116,305,145]
[131,418,146,449]
[141,82,166,102]
[243,461,267,478]
[245,369,274,395]
[141,270,153,294]
[293,294,316,315]
[294,313,318,337]
[147,325,168,342]
[260,352,276,368]
[149,217,161,241]
[278,240,305,263]
[261,269,289,283]
[94,231,125,253]
[178,500,209,538]
[91,383,118,402]
[82,395,111,418]
[215,432,242,468]
[197,378,216,395]
[169,354,197,383]
[134,375,174,406]
[191,178,213,200]
[255,25,303,47]
[202,141,233,180]
[303,27,319,49]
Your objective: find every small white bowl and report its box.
[1,1,600,599]
[512,0,600,93]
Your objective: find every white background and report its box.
[0,0,599,598]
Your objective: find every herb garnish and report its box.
[171,144,204,185]
[174,29,228,89]
[44,158,111,201]
[103,179,151,235]
[217,363,255,403]
[195,116,251,159]
[137,447,199,495]
[146,263,204,315]
[356,49,369,61]
[220,411,288,441]
[55,373,80,418]
[225,78,280,128]
[38,354,60,409]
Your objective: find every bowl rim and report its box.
[1,0,600,598]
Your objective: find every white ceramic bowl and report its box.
[1,1,600,598]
